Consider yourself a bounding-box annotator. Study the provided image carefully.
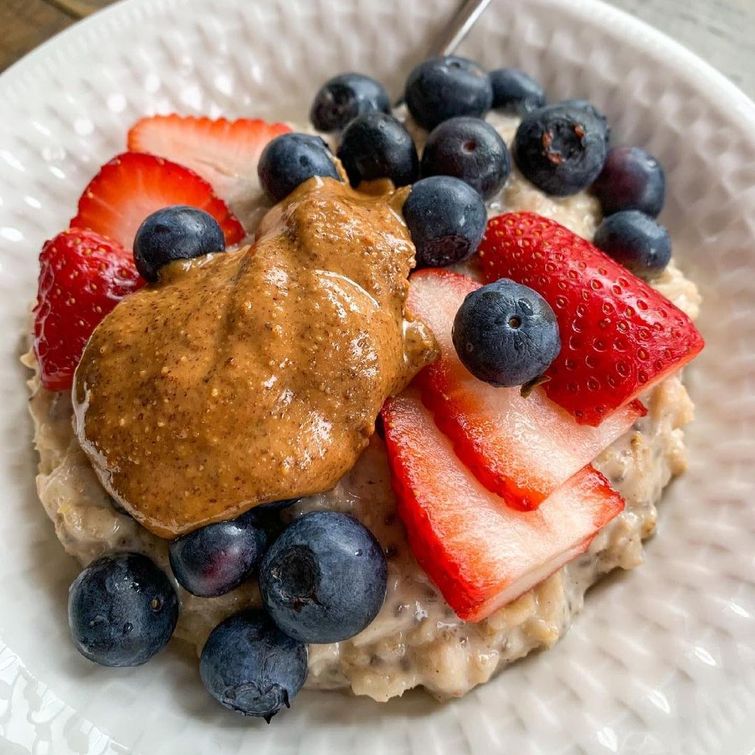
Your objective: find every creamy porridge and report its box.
[25,113,700,702]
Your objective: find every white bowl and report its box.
[1,0,754,752]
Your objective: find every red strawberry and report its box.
[70,152,245,251]
[408,268,644,510]
[33,228,144,391]
[478,212,704,426]
[127,115,291,215]
[382,389,624,622]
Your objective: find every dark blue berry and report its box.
[452,279,561,387]
[420,116,510,199]
[489,68,546,115]
[133,206,225,282]
[593,210,671,277]
[235,500,300,541]
[403,176,486,267]
[200,609,307,722]
[234,502,300,533]
[591,146,665,217]
[68,552,178,667]
[258,133,340,203]
[405,56,493,130]
[310,73,390,132]
[337,112,418,187]
[513,102,608,196]
[259,511,387,644]
[169,516,268,598]
[255,498,300,512]
[560,99,610,144]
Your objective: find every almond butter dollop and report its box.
[73,177,437,537]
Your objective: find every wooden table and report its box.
[2,0,753,98]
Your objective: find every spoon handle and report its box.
[431,0,493,57]
[393,0,492,106]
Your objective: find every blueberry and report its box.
[200,609,307,722]
[337,112,418,187]
[133,206,225,283]
[236,500,300,538]
[452,279,561,387]
[68,552,178,667]
[259,511,387,644]
[234,502,300,530]
[489,68,546,115]
[403,176,486,267]
[560,99,610,143]
[169,515,268,598]
[310,73,390,132]
[513,102,608,196]
[405,56,493,130]
[255,498,300,512]
[421,116,510,199]
[258,132,340,203]
[593,210,671,277]
[591,146,665,217]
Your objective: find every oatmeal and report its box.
[25,113,701,702]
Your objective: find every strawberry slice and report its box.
[70,152,245,251]
[409,269,644,510]
[127,115,290,216]
[33,228,144,391]
[478,212,704,425]
[383,389,624,622]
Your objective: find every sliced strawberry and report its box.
[33,228,144,391]
[127,115,290,215]
[408,269,644,510]
[478,212,704,425]
[70,152,245,251]
[383,390,624,622]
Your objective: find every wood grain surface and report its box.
[0,0,753,97]
[1,0,113,72]
[610,0,754,96]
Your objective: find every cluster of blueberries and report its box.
[68,56,675,723]
[68,505,387,721]
[254,57,670,389]
[132,58,668,290]
[259,56,670,277]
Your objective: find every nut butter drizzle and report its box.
[73,177,437,538]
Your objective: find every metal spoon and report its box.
[431,0,492,57]
[394,0,492,106]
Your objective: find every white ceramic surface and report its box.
[1,0,754,752]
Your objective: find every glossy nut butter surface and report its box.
[73,177,437,538]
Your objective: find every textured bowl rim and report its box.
[2,0,754,130]
[2,1,754,753]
